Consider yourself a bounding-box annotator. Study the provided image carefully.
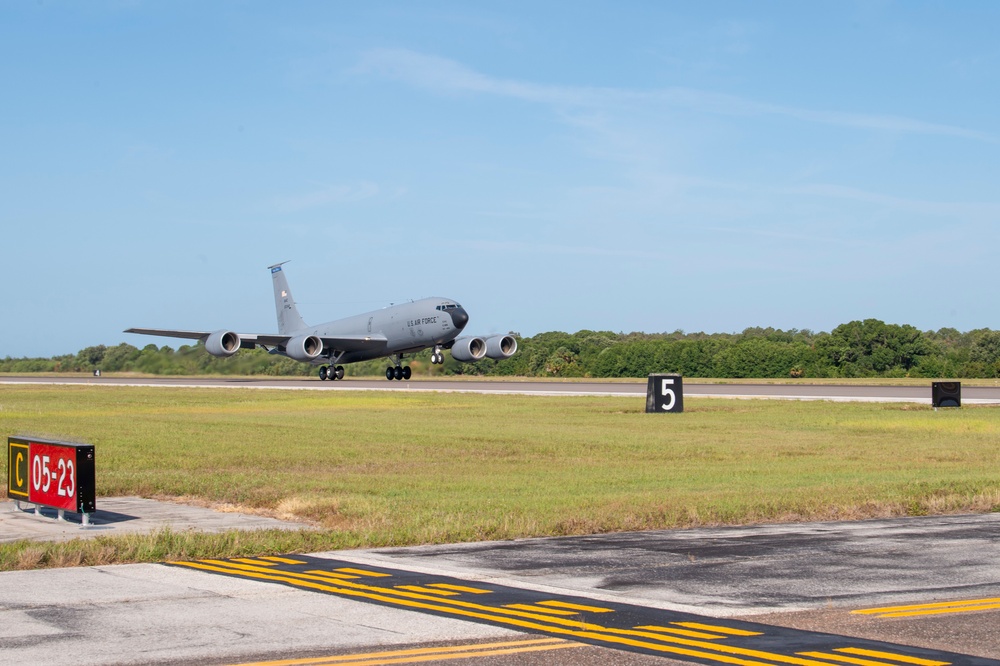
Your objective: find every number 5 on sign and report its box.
[646,374,684,413]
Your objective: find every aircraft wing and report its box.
[124,328,213,341]
[124,328,389,354]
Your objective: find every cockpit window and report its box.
[436,303,462,311]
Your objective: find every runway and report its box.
[5,374,1000,403]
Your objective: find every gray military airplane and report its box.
[125,262,517,380]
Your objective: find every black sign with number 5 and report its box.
[646,374,684,413]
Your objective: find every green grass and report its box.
[2,385,999,570]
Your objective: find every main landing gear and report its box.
[319,365,344,381]
[385,354,411,381]
[385,365,412,381]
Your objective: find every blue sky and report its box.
[3,1,998,358]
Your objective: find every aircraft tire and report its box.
[394,366,404,380]
[319,366,329,380]
[335,365,345,380]
[386,367,395,381]
[402,366,412,380]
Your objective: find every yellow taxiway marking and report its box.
[832,647,949,666]
[798,650,948,666]
[261,556,308,565]
[503,603,582,616]
[426,583,491,595]
[395,585,461,596]
[853,597,1000,618]
[336,567,392,577]
[537,599,614,613]
[306,570,362,580]
[232,558,280,566]
[636,624,728,640]
[225,637,581,666]
[672,622,763,637]
[176,558,944,666]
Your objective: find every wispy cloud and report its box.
[273,181,379,213]
[356,48,995,142]
[787,183,1000,217]
[455,238,672,261]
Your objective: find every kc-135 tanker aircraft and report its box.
[126,262,517,381]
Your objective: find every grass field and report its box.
[2,384,999,570]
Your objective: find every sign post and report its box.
[646,374,684,413]
[7,437,96,524]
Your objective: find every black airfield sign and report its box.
[646,374,683,413]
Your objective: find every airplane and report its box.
[125,262,517,381]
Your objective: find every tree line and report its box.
[3,319,1000,379]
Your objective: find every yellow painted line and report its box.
[853,597,1000,614]
[798,651,912,666]
[537,599,614,613]
[306,570,362,580]
[231,558,280,566]
[835,647,949,666]
[503,603,581,616]
[260,556,308,565]
[635,625,728,640]
[853,597,1000,618]
[672,622,763,637]
[426,583,491,595]
[877,602,1000,618]
[395,585,460,596]
[225,637,577,666]
[336,567,392,577]
[173,560,845,666]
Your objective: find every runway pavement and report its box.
[5,373,1000,403]
[2,501,999,665]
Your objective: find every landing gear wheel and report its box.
[394,366,404,380]
[335,365,345,380]
[319,366,329,380]
[402,366,412,380]
[386,366,395,381]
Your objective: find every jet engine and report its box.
[450,336,487,362]
[485,334,517,360]
[285,334,324,362]
[205,330,241,358]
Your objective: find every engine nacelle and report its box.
[205,330,241,358]
[450,336,487,363]
[285,334,324,362]
[485,334,518,360]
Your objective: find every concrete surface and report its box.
[0,496,311,544]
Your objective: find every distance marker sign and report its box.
[646,374,684,413]
[7,437,96,514]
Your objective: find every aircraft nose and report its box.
[449,307,469,330]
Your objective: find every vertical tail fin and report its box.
[268,262,308,334]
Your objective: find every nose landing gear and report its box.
[430,345,444,365]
